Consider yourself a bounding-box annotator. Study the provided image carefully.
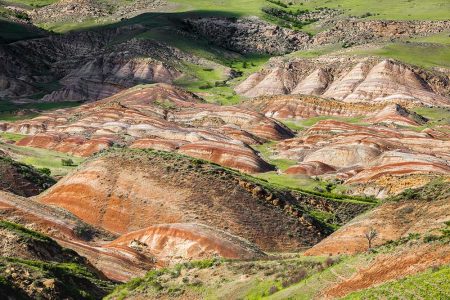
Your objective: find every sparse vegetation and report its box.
[388,179,450,202]
[262,6,317,29]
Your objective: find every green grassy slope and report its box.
[105,225,450,300]
[171,0,450,20]
[0,101,81,122]
[351,40,450,69]
[0,142,84,177]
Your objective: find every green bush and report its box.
[61,158,74,166]
[38,167,51,176]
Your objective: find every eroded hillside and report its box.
[0,0,449,299]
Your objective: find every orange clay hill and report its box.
[103,181,450,300]
[37,148,373,252]
[1,2,450,298]
[0,83,293,173]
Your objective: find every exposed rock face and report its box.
[0,26,221,102]
[29,0,111,23]
[181,17,450,55]
[240,94,384,119]
[106,223,265,265]
[285,161,336,176]
[314,20,450,47]
[0,75,39,98]
[276,120,450,196]
[1,84,293,173]
[182,17,311,55]
[366,104,428,126]
[0,219,113,299]
[42,51,182,102]
[0,190,154,282]
[305,182,450,255]
[323,242,450,299]
[38,148,333,252]
[236,57,450,107]
[178,141,274,173]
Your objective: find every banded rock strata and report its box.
[277,120,450,197]
[1,84,293,172]
[236,57,450,107]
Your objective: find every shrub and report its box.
[342,41,355,48]
[214,81,228,87]
[423,234,440,243]
[73,223,95,240]
[61,159,74,166]
[268,285,278,295]
[38,167,51,176]
[199,83,213,89]
[267,0,288,8]
[360,12,373,18]
[323,256,339,268]
[325,182,334,192]
[282,268,307,287]
[402,188,418,200]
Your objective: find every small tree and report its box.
[364,227,378,250]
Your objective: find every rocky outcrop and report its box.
[285,161,336,176]
[178,141,274,173]
[0,190,156,282]
[182,17,311,55]
[240,94,384,119]
[1,84,292,173]
[181,17,450,55]
[314,19,450,47]
[366,104,428,126]
[0,219,113,299]
[236,57,450,107]
[29,0,167,23]
[0,75,39,98]
[29,0,111,23]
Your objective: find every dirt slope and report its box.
[0,155,55,197]
[0,190,156,282]
[37,148,367,252]
[305,181,450,255]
